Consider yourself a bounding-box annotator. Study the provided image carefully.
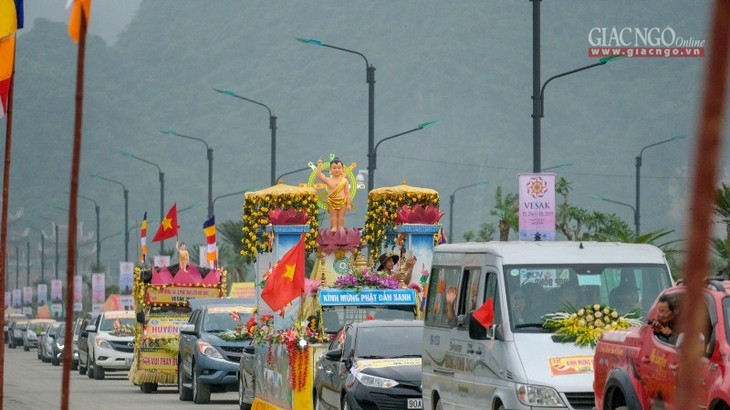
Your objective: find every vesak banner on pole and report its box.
[73,275,83,312]
[119,261,134,294]
[22,286,32,305]
[37,283,48,305]
[12,289,21,308]
[51,279,63,302]
[518,174,556,241]
[199,246,210,268]
[92,273,105,315]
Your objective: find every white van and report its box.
[421,241,673,410]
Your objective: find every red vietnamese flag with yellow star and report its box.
[152,203,178,242]
[261,235,305,312]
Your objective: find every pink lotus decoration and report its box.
[268,208,310,225]
[394,204,444,225]
[316,228,361,253]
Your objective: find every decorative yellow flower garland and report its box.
[542,303,640,348]
[362,189,440,263]
[241,188,320,264]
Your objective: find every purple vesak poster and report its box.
[518,174,556,241]
[92,273,105,315]
[73,275,83,312]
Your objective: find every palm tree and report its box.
[490,186,518,241]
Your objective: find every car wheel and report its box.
[435,398,443,410]
[78,358,86,375]
[51,357,60,366]
[93,364,105,380]
[9,338,15,349]
[178,364,193,402]
[141,383,156,393]
[23,343,29,351]
[192,363,211,404]
[72,360,78,371]
[37,348,42,360]
[87,358,95,379]
[341,394,350,410]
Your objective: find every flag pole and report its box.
[62,6,88,410]
[0,33,18,403]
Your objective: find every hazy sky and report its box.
[20,0,142,44]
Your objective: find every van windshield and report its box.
[504,264,670,332]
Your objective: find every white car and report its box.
[86,310,136,380]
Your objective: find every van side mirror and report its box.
[84,325,95,333]
[324,349,342,362]
[468,314,488,340]
[180,324,196,335]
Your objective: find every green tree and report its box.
[713,183,730,267]
[490,186,518,241]
[462,222,496,242]
[555,177,632,240]
[217,220,254,282]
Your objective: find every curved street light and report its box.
[449,181,489,241]
[589,194,638,234]
[213,188,252,217]
[120,151,166,252]
[77,194,101,267]
[373,121,439,187]
[635,136,684,236]
[39,216,60,280]
[541,162,574,172]
[213,88,277,186]
[27,225,45,282]
[276,167,310,184]
[90,173,129,261]
[160,130,214,218]
[533,56,620,172]
[297,37,376,192]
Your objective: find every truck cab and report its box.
[594,277,730,410]
[178,298,256,404]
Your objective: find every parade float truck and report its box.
[129,263,227,393]
[234,180,444,410]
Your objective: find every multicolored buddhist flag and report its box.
[0,0,22,119]
[67,0,92,43]
[203,216,217,268]
[261,235,305,312]
[140,212,147,262]
[152,203,178,242]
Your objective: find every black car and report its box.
[313,319,423,410]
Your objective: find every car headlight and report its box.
[197,340,225,360]
[516,384,566,407]
[56,340,65,349]
[354,372,399,389]
[95,337,113,350]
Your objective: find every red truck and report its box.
[593,277,730,410]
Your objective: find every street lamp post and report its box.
[590,194,638,234]
[77,194,101,267]
[39,217,60,280]
[533,56,619,172]
[15,245,19,289]
[449,181,490,241]
[372,121,439,187]
[120,151,166,252]
[276,167,310,184]
[213,88,278,186]
[27,226,45,282]
[25,241,30,287]
[635,136,684,236]
[212,189,252,217]
[161,130,214,217]
[296,37,376,192]
[90,174,129,261]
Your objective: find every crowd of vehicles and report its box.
[7,240,712,410]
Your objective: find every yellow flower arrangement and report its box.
[542,303,640,348]
[242,184,320,264]
[362,184,440,263]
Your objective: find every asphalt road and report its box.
[2,345,239,409]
